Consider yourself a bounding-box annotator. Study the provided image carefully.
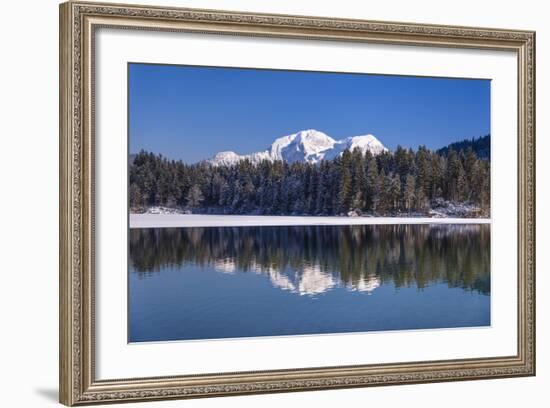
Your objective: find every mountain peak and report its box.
[348,134,377,143]
[293,129,335,148]
[344,134,386,155]
[269,129,337,163]
[295,128,332,139]
[209,129,387,166]
[211,151,241,166]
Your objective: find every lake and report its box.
[129,224,490,342]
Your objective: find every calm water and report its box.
[129,224,490,342]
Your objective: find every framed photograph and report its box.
[59,1,535,405]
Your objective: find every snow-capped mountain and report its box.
[209,129,387,166]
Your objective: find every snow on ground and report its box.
[143,206,189,215]
[129,214,491,229]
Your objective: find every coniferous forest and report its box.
[129,136,490,217]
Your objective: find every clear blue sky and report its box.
[129,63,490,163]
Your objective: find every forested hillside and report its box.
[437,135,490,159]
[129,141,490,217]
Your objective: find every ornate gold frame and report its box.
[59,1,536,405]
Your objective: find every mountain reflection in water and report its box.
[129,224,490,297]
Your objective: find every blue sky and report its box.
[129,63,490,163]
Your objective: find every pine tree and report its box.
[315,162,328,214]
[394,145,411,182]
[365,152,379,212]
[337,150,353,214]
[456,163,468,202]
[218,179,230,208]
[186,184,204,209]
[389,173,401,212]
[377,169,390,215]
[446,149,460,201]
[404,174,415,213]
[431,154,444,201]
[129,184,142,210]
[479,161,491,215]
[415,185,428,212]
[351,148,367,212]
[416,146,432,199]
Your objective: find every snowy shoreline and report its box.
[129,214,491,229]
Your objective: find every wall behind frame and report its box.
[0,0,546,407]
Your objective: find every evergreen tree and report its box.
[186,185,204,209]
[365,151,379,212]
[431,155,444,201]
[129,184,142,210]
[351,148,367,212]
[415,185,428,211]
[337,150,353,214]
[446,149,460,201]
[315,161,329,214]
[404,174,415,213]
[389,173,401,212]
[394,145,412,182]
[378,169,390,214]
[456,162,468,202]
[416,146,432,199]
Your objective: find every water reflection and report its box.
[129,224,490,297]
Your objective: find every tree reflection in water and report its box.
[129,224,490,296]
